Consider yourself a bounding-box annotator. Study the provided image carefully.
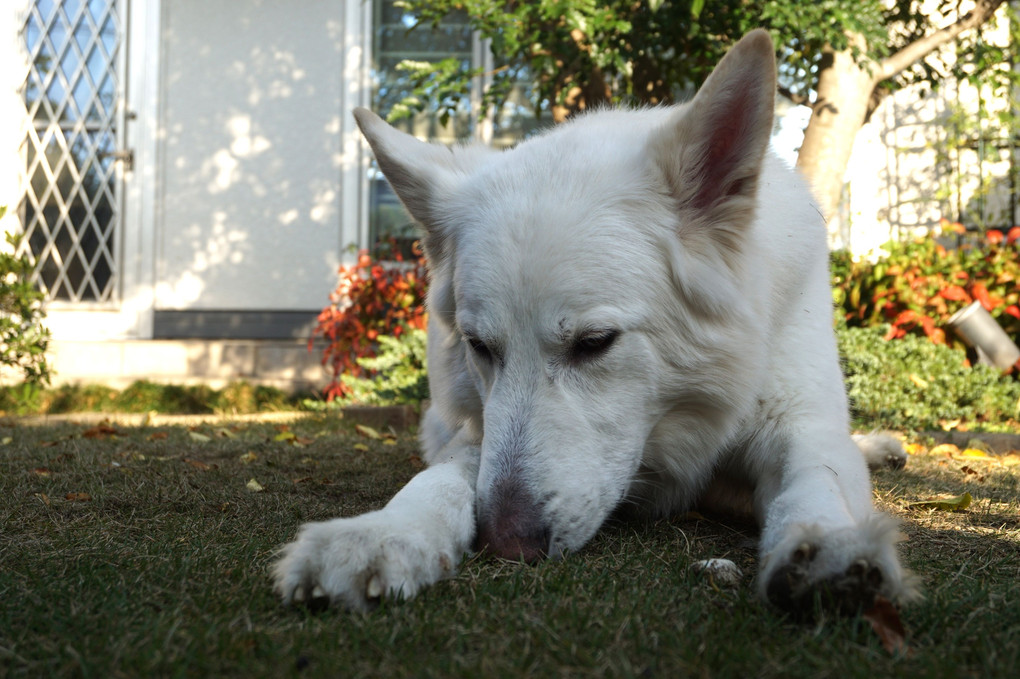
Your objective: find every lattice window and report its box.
[17,0,122,303]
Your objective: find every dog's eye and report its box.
[570,330,619,362]
[466,337,494,362]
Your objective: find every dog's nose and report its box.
[475,478,550,563]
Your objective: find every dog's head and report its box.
[355,31,777,561]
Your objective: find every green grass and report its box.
[1,416,1018,678]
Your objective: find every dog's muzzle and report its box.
[475,476,551,563]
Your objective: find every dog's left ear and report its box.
[651,29,776,249]
[353,107,459,238]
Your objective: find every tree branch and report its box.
[873,0,1006,84]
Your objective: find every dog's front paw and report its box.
[759,514,919,616]
[272,511,459,611]
[853,433,909,471]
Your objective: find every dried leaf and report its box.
[353,443,370,452]
[1,436,12,445]
[959,448,992,460]
[864,596,909,655]
[245,478,265,492]
[929,443,961,458]
[188,431,212,443]
[31,467,51,477]
[65,492,92,502]
[148,431,169,441]
[34,492,50,506]
[274,430,296,442]
[83,425,118,439]
[183,458,215,471]
[355,424,382,439]
[238,451,257,464]
[214,427,237,439]
[910,492,972,512]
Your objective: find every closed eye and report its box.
[466,336,497,364]
[569,329,619,363]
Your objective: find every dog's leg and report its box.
[272,428,479,611]
[754,431,918,615]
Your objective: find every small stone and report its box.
[690,558,743,587]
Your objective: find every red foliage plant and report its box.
[832,223,1020,350]
[311,245,428,400]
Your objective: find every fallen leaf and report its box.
[864,596,909,655]
[183,458,215,471]
[246,478,265,492]
[34,492,50,506]
[294,436,315,446]
[214,427,236,439]
[929,443,961,458]
[959,448,992,460]
[909,492,972,512]
[148,431,169,441]
[274,430,296,442]
[291,476,313,484]
[83,425,118,439]
[355,424,382,440]
[65,492,92,502]
[31,467,51,477]
[903,442,926,456]
[1,436,12,445]
[188,431,212,443]
[238,451,257,464]
[353,443,370,452]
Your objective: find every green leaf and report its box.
[909,492,973,512]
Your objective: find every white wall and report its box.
[156,0,365,311]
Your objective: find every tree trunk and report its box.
[795,1,1006,235]
[795,46,874,228]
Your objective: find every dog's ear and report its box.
[353,107,458,231]
[650,29,776,251]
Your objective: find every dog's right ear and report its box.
[353,107,457,232]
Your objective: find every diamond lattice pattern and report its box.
[18,0,121,303]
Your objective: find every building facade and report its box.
[1,0,1015,389]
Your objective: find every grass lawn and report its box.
[1,414,1018,678]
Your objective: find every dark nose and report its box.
[475,477,550,563]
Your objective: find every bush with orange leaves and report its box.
[312,246,427,400]
[832,223,1020,354]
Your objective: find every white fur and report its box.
[273,31,918,613]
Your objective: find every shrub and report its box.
[838,324,1020,431]
[337,328,429,406]
[312,246,428,400]
[1,206,52,393]
[831,224,1020,349]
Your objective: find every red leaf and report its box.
[986,229,1004,245]
[1007,226,1020,244]
[938,285,971,302]
[1005,305,1020,320]
[864,596,910,656]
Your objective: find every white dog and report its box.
[273,30,917,614]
